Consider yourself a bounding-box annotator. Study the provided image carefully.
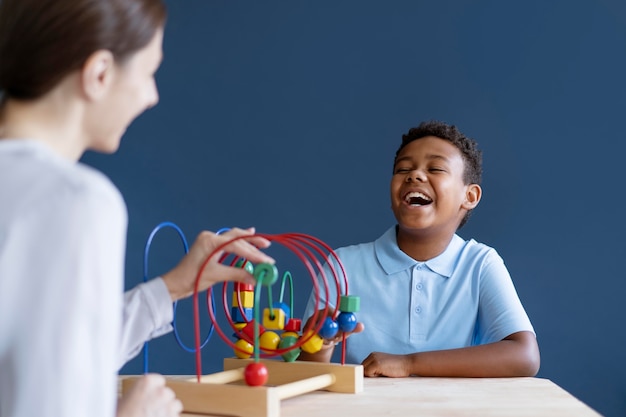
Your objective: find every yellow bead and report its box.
[232,290,254,308]
[300,330,324,354]
[233,322,247,331]
[234,338,253,359]
[259,330,281,354]
[281,331,299,339]
[262,308,286,330]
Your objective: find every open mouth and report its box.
[404,191,433,206]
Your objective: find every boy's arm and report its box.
[361,330,540,377]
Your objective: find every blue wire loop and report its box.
[142,222,222,372]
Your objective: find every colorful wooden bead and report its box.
[231,306,253,323]
[272,301,291,319]
[279,334,300,362]
[339,295,360,313]
[234,282,255,292]
[244,362,268,386]
[235,258,255,274]
[262,307,286,330]
[234,338,254,359]
[281,331,299,339]
[259,330,281,353]
[232,290,254,308]
[239,320,265,341]
[284,318,302,332]
[254,263,278,286]
[300,330,324,354]
[233,322,247,331]
[318,316,338,339]
[337,311,357,332]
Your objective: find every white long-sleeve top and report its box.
[0,139,174,417]
[120,278,174,368]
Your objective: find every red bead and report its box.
[239,320,265,341]
[244,362,268,386]
[234,282,255,292]
[284,318,302,332]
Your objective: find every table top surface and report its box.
[162,376,600,417]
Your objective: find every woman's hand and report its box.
[117,374,182,417]
[161,227,275,301]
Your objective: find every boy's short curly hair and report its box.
[394,120,483,228]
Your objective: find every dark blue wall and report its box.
[82,1,626,416]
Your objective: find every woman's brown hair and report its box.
[0,0,167,100]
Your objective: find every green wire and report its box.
[279,271,294,318]
[253,280,262,362]
[252,263,278,361]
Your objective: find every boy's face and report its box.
[390,136,480,236]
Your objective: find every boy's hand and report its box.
[298,309,365,362]
[306,308,365,343]
[362,352,412,377]
[161,227,275,301]
[117,374,182,417]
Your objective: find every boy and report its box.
[301,120,540,377]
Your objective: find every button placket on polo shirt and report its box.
[410,263,427,342]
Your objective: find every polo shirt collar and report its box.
[374,225,465,278]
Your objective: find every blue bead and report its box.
[337,312,357,332]
[318,317,339,339]
[231,306,253,323]
[272,301,291,319]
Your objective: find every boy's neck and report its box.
[395,225,456,262]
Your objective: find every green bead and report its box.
[339,295,360,313]
[279,336,300,362]
[235,259,254,274]
[254,263,278,286]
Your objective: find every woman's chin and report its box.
[90,136,122,154]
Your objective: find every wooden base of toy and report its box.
[121,359,363,417]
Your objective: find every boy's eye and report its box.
[394,168,411,174]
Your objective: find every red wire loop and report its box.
[191,232,350,382]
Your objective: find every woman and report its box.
[0,1,274,416]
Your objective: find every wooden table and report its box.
[274,377,601,417]
[122,375,601,417]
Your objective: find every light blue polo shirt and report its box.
[303,225,535,365]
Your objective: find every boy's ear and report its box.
[462,184,482,210]
[80,50,115,101]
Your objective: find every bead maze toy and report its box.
[121,223,363,417]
